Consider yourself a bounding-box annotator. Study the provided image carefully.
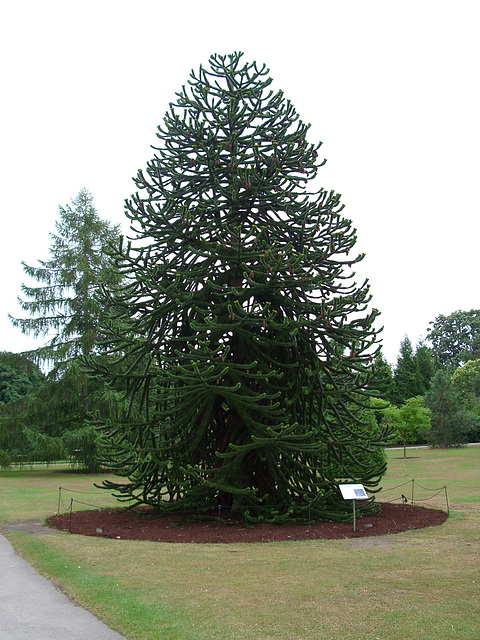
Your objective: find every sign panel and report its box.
[339,484,368,500]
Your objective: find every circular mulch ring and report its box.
[46,502,448,543]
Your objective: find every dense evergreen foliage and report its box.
[0,352,46,468]
[372,351,395,403]
[89,52,390,523]
[392,337,434,404]
[0,362,128,470]
[0,352,45,404]
[424,371,469,447]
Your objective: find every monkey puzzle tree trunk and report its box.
[88,52,390,522]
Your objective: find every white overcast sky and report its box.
[1,1,479,365]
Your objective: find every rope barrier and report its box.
[58,486,108,495]
[381,495,408,504]
[408,489,447,502]
[56,478,449,538]
[413,481,448,492]
[69,498,107,510]
[57,486,114,515]
[380,479,449,515]
[377,480,413,494]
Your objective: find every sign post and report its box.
[339,484,369,532]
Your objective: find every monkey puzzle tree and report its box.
[90,52,389,522]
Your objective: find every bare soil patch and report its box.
[46,502,448,543]
[1,520,57,535]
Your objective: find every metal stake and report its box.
[217,505,222,543]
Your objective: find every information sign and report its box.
[339,484,368,531]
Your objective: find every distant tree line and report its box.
[373,309,480,452]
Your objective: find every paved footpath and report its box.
[0,533,128,640]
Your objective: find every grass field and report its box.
[1,447,479,640]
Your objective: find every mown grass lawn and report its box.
[1,447,479,640]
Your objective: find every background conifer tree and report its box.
[393,336,419,404]
[7,190,121,469]
[373,350,395,404]
[415,340,435,392]
[425,371,469,447]
[91,53,389,522]
[392,336,434,404]
[10,188,120,370]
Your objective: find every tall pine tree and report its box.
[393,336,418,404]
[90,53,389,523]
[393,336,434,404]
[425,371,468,446]
[10,188,121,371]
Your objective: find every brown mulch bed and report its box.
[46,502,448,543]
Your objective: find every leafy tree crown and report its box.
[427,309,480,369]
